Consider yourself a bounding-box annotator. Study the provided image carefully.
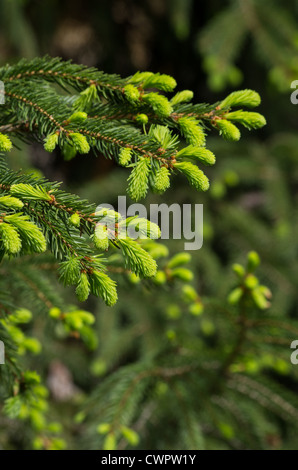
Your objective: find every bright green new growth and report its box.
[69,133,90,154]
[220,89,261,108]
[178,117,206,146]
[1,214,46,254]
[142,93,173,117]
[0,133,13,152]
[90,271,118,306]
[128,71,154,83]
[69,212,81,227]
[135,113,148,125]
[149,125,178,150]
[170,90,194,106]
[124,84,141,103]
[127,158,150,201]
[119,147,133,167]
[44,133,58,152]
[174,162,210,191]
[124,218,161,239]
[216,119,241,141]
[0,222,22,254]
[73,84,99,112]
[10,308,32,324]
[68,111,88,123]
[118,238,157,278]
[247,250,260,271]
[176,145,216,166]
[76,272,91,302]
[152,166,170,194]
[228,252,272,310]
[59,257,81,286]
[0,56,265,309]
[94,224,109,251]
[10,183,52,201]
[0,196,24,209]
[226,111,267,130]
[1,54,295,452]
[140,73,177,92]
[167,252,191,268]
[129,71,177,92]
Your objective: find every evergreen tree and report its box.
[0,55,296,451]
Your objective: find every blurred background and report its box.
[1,0,298,449]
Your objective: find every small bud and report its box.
[181,285,198,302]
[68,111,88,123]
[232,263,245,278]
[97,423,111,435]
[128,272,141,284]
[166,329,176,341]
[103,433,116,451]
[49,307,61,319]
[127,157,150,201]
[94,224,109,251]
[65,312,83,330]
[174,162,210,192]
[119,147,133,167]
[78,310,95,325]
[171,268,194,282]
[69,133,90,154]
[220,89,261,109]
[44,133,58,153]
[147,243,169,260]
[121,426,140,446]
[0,196,23,209]
[224,170,239,187]
[189,302,204,316]
[226,111,266,130]
[76,272,90,302]
[153,270,167,285]
[152,166,170,194]
[216,120,241,141]
[210,180,226,199]
[0,222,21,254]
[129,71,154,84]
[178,117,206,146]
[176,146,215,166]
[69,213,81,227]
[251,288,270,310]
[10,308,32,323]
[171,90,193,106]
[74,412,86,423]
[135,114,148,125]
[90,359,107,377]
[247,251,260,271]
[3,213,46,253]
[166,304,181,319]
[142,73,177,92]
[201,319,215,336]
[124,84,140,103]
[228,287,243,305]
[244,274,259,290]
[142,93,173,117]
[168,252,191,268]
[259,285,272,299]
[23,338,41,354]
[91,270,118,306]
